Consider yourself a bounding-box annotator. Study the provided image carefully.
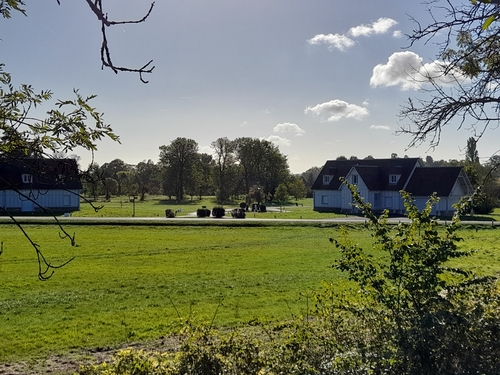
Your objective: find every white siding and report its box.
[0,189,80,212]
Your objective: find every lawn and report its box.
[73,196,344,220]
[1,221,499,363]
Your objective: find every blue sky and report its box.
[1,0,495,173]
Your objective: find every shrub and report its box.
[211,206,225,218]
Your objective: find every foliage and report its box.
[0,66,118,158]
[287,175,308,201]
[0,64,120,279]
[274,183,289,207]
[330,182,500,373]
[158,138,199,202]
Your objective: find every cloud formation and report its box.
[305,99,369,122]
[273,122,305,135]
[307,33,355,51]
[266,135,291,148]
[308,17,399,51]
[349,17,398,37]
[370,125,391,130]
[370,51,465,91]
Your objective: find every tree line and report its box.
[83,136,309,204]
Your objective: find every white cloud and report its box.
[370,51,467,91]
[370,125,391,130]
[307,33,355,51]
[266,135,291,148]
[392,30,402,38]
[273,122,305,135]
[241,120,248,127]
[362,99,369,107]
[304,99,369,122]
[349,17,398,37]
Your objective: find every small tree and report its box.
[274,183,289,212]
[332,181,499,374]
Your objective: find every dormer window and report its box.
[389,174,400,184]
[21,174,33,183]
[323,175,332,185]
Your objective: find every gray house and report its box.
[0,158,82,214]
[312,158,473,216]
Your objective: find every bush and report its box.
[196,207,211,218]
[211,206,225,218]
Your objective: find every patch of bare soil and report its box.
[0,336,182,375]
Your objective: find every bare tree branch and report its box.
[400,0,500,149]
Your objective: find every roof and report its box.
[405,167,466,196]
[312,158,420,191]
[0,158,82,190]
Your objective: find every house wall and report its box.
[0,189,80,213]
[313,189,342,212]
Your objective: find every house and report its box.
[312,158,473,216]
[0,158,83,214]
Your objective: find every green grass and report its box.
[74,196,344,220]
[0,223,351,361]
[1,222,499,363]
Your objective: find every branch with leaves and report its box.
[1,65,118,279]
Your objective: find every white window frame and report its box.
[21,174,33,183]
[351,174,358,184]
[389,174,399,184]
[323,175,331,185]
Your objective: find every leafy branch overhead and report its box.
[0,0,155,82]
[0,65,118,280]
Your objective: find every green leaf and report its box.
[482,15,496,30]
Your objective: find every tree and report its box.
[135,159,161,201]
[274,183,289,211]
[287,175,307,201]
[191,153,215,200]
[100,159,130,196]
[1,0,155,82]
[333,182,499,373]
[158,138,198,202]
[211,137,239,203]
[465,137,480,164]
[400,1,500,149]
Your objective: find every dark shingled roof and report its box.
[312,158,420,191]
[0,158,82,190]
[405,167,464,196]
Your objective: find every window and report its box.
[323,175,331,185]
[351,174,358,184]
[321,195,328,204]
[21,174,33,183]
[63,195,71,206]
[389,174,400,184]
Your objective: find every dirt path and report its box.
[0,337,181,375]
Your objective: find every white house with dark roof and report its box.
[0,158,82,214]
[312,158,473,216]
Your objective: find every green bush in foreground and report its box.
[78,187,500,375]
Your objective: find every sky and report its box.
[1,0,497,173]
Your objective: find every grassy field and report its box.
[0,223,351,362]
[73,196,344,220]
[2,194,500,364]
[1,220,500,363]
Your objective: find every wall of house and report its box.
[313,189,342,212]
[0,189,80,213]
